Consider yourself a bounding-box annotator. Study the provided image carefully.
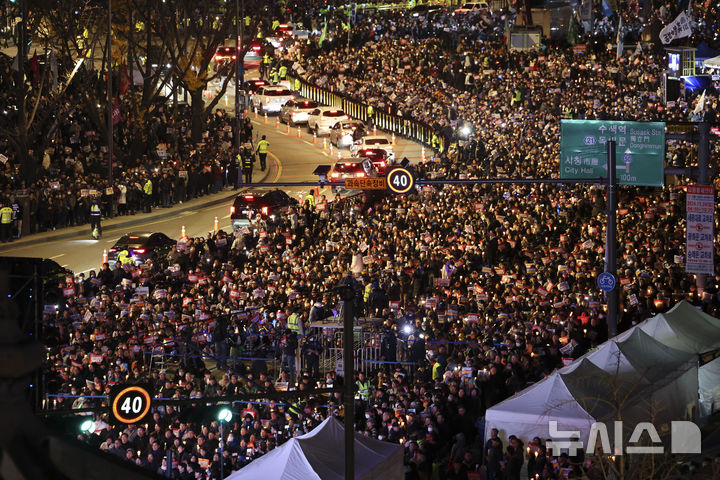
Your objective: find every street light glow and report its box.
[218,408,233,422]
[80,419,94,433]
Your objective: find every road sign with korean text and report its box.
[345,177,387,190]
[560,120,665,187]
[686,185,715,275]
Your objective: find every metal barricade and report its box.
[289,75,435,147]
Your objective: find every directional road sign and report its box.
[560,120,665,186]
[597,272,616,292]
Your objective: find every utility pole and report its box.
[17,0,28,181]
[337,274,356,480]
[107,0,114,184]
[234,0,243,157]
[606,140,618,338]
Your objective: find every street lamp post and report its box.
[234,0,244,158]
[107,0,113,185]
[218,408,233,480]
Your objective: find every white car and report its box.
[329,120,367,148]
[349,135,393,156]
[454,1,489,13]
[279,99,319,125]
[307,107,349,136]
[251,86,294,114]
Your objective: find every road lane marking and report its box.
[221,214,231,219]
[269,152,282,183]
[49,254,65,259]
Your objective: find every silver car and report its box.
[279,99,319,125]
[251,86,294,114]
[329,120,367,148]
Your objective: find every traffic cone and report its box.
[254,108,258,119]
[264,112,268,124]
[275,117,279,129]
[314,186,320,197]
[391,133,395,145]
[329,143,334,156]
[297,126,301,138]
[286,123,290,134]
[102,249,108,264]
[421,146,426,161]
[323,138,327,150]
[337,151,342,160]
[313,132,317,144]
[181,225,187,240]
[213,216,219,234]
[373,126,377,135]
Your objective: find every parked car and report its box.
[279,99,319,125]
[454,1,489,13]
[107,232,176,266]
[349,135,393,156]
[307,107,349,136]
[251,86,294,114]
[230,189,298,230]
[329,120,367,148]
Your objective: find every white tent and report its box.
[485,324,698,445]
[637,301,720,416]
[227,417,403,480]
[703,55,720,71]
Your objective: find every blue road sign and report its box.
[597,272,616,292]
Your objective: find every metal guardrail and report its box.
[289,75,441,150]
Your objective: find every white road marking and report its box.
[49,254,65,259]
[221,214,231,219]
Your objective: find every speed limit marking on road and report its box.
[110,385,152,424]
[386,167,415,194]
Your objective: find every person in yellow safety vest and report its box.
[293,77,301,92]
[116,249,131,266]
[256,29,263,38]
[355,372,371,402]
[256,135,269,171]
[287,310,303,335]
[432,360,443,380]
[431,133,440,152]
[483,56,490,68]
[89,200,102,238]
[0,202,13,242]
[244,16,251,27]
[269,67,279,84]
[286,400,303,420]
[511,88,522,107]
[271,20,280,31]
[304,190,315,207]
[278,64,287,80]
[143,178,153,213]
[261,53,271,78]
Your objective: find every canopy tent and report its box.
[227,417,403,480]
[485,324,698,445]
[703,55,720,71]
[696,41,720,61]
[637,301,720,416]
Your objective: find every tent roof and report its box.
[639,301,720,354]
[228,417,403,480]
[703,55,720,68]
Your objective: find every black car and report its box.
[231,189,298,230]
[107,232,176,266]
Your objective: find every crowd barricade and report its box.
[290,75,436,147]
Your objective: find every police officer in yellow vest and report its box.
[0,202,13,243]
[116,249,131,265]
[244,16,251,27]
[271,19,280,31]
[256,135,269,171]
[431,133,441,152]
[261,53,271,78]
[366,105,374,127]
[304,190,315,208]
[269,66,279,84]
[355,371,371,402]
[143,178,153,213]
[287,310,303,335]
[278,64,288,80]
[89,199,102,238]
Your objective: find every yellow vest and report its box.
[143,180,152,195]
[304,194,315,207]
[257,140,269,154]
[287,313,301,333]
[0,207,12,224]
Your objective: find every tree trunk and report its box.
[190,89,205,143]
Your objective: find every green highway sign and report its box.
[560,120,665,187]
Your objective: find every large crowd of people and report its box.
[31,2,720,480]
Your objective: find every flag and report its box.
[616,17,623,60]
[660,12,692,44]
[30,50,40,87]
[318,20,327,47]
[601,0,614,18]
[693,90,706,115]
[630,41,642,59]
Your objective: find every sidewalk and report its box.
[0,158,274,253]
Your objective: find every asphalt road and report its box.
[0,86,425,274]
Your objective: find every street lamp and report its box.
[218,408,233,480]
